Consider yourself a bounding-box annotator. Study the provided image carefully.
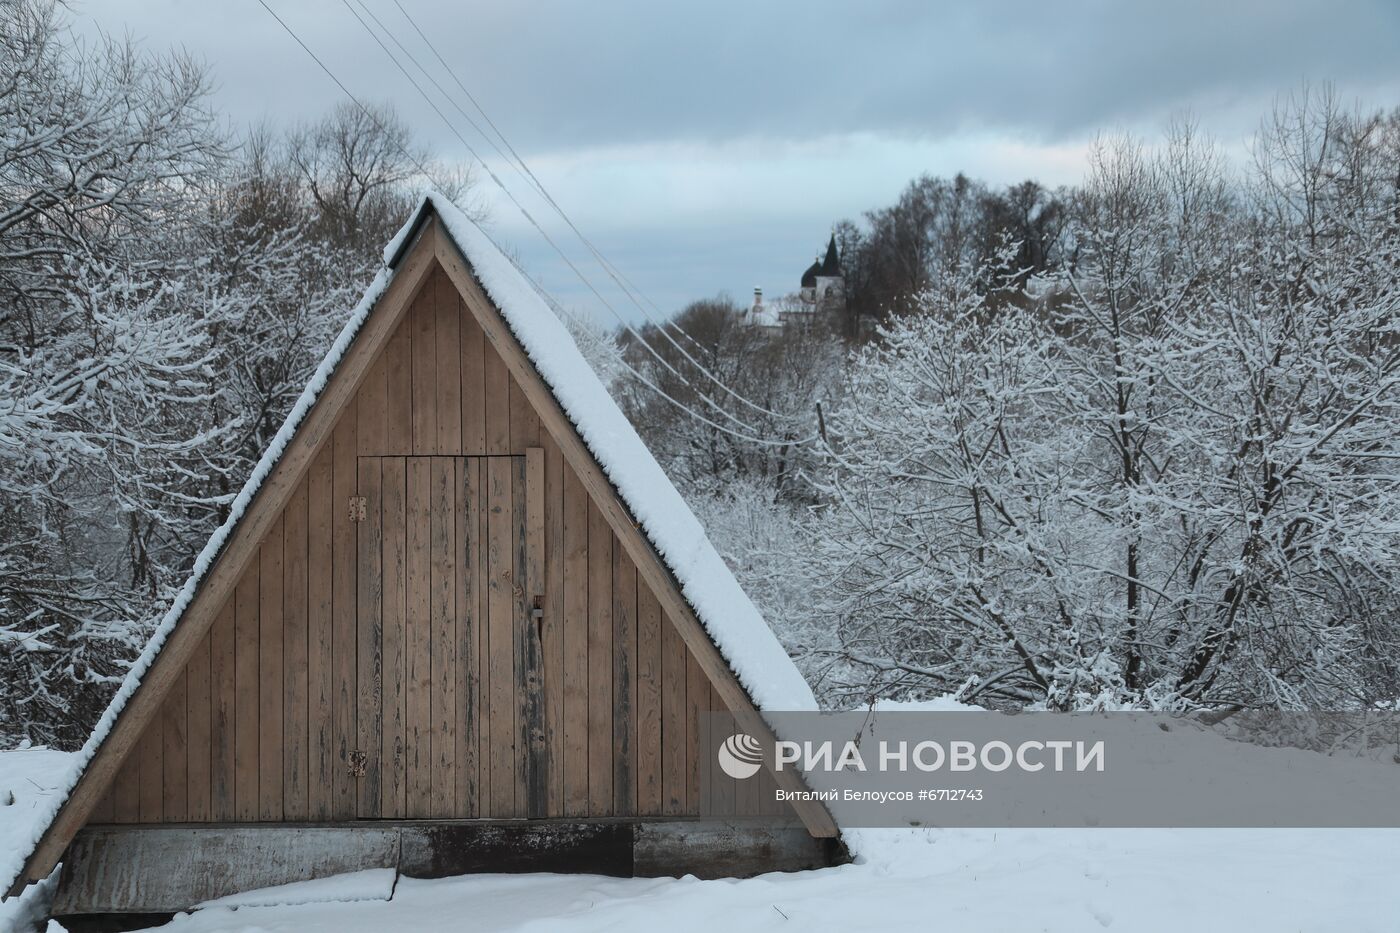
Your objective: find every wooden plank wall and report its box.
[88,267,784,825]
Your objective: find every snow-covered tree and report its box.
[0,1,456,744]
[806,94,1400,711]
[618,296,841,499]
[0,0,232,742]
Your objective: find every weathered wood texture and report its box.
[54,821,843,915]
[430,225,836,838]
[98,269,780,824]
[54,826,400,916]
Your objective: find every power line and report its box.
[252,0,815,450]
[384,0,724,367]
[338,0,767,436]
[373,0,800,424]
[385,0,752,361]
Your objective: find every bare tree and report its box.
[287,100,430,251]
[618,296,839,498]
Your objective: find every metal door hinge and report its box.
[348,496,367,522]
[348,749,367,778]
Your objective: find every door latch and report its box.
[348,749,367,778]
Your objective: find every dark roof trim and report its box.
[385,200,438,270]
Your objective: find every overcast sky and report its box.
[79,0,1400,323]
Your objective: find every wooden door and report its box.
[355,453,546,820]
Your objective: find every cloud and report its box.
[374,0,1400,149]
[80,0,1400,151]
[481,131,1096,319]
[73,0,1400,322]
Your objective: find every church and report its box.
[745,234,844,330]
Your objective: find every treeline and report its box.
[0,0,451,745]
[614,171,1075,498]
[834,174,1066,335]
[624,93,1400,713]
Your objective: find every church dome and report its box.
[800,259,822,288]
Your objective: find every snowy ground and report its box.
[0,747,80,933]
[47,828,1400,933]
[3,746,1398,932]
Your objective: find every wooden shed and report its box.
[5,195,840,922]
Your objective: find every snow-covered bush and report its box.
[0,1,443,745]
[805,101,1400,711]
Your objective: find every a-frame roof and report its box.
[5,193,835,895]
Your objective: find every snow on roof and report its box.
[5,191,816,893]
[0,748,81,904]
[418,192,817,713]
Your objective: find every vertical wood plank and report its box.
[333,407,362,819]
[411,286,438,453]
[385,313,413,456]
[508,375,540,453]
[210,598,236,821]
[543,438,565,817]
[475,455,491,812]
[737,701,764,818]
[356,356,385,455]
[686,650,707,815]
[234,566,259,821]
[185,630,211,822]
[636,584,663,816]
[512,456,529,813]
[523,448,547,817]
[756,760,787,817]
[258,516,284,821]
[710,683,735,818]
[660,611,686,816]
[405,457,433,817]
[137,720,163,824]
[430,457,457,817]
[283,479,309,820]
[461,309,486,454]
[112,755,140,824]
[587,501,613,815]
[89,785,115,825]
[455,457,480,817]
[380,456,408,818]
[356,456,384,817]
[613,541,636,815]
[483,343,510,456]
[435,273,462,454]
[485,456,516,816]
[160,672,187,822]
[561,468,589,817]
[307,442,335,820]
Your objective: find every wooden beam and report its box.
[53,825,400,915]
[52,820,844,914]
[632,820,841,879]
[430,225,839,838]
[9,219,443,894]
